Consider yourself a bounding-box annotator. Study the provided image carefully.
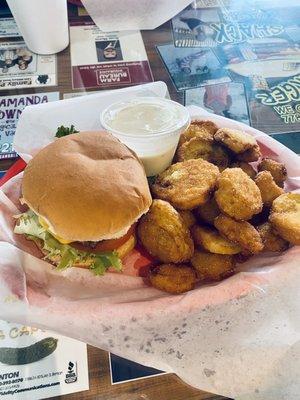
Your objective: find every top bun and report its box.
[22,131,152,241]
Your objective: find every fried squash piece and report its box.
[231,161,256,179]
[214,127,258,154]
[179,120,217,146]
[191,250,235,281]
[269,193,300,245]
[196,197,220,225]
[236,145,261,162]
[152,159,220,210]
[176,137,230,170]
[137,200,194,263]
[214,214,263,254]
[254,171,284,207]
[257,222,289,252]
[149,264,197,294]
[215,168,263,220]
[192,225,241,254]
[178,210,196,229]
[177,136,213,162]
[258,158,287,188]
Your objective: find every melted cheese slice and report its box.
[38,216,72,244]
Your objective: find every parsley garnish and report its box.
[55,125,79,138]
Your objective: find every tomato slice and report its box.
[70,224,136,253]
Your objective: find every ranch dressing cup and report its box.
[100,97,190,176]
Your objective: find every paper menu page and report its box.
[0,320,89,400]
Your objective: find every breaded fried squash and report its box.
[257,222,289,252]
[152,159,220,210]
[254,171,284,207]
[269,193,300,245]
[214,214,263,254]
[192,224,241,254]
[191,250,235,281]
[215,168,263,220]
[137,200,194,263]
[149,264,197,294]
[258,158,287,187]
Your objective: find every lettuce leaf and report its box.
[14,210,122,274]
[14,210,46,240]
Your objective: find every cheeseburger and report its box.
[14,131,152,274]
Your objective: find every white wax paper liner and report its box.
[0,84,300,399]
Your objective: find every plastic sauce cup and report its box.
[100,97,190,176]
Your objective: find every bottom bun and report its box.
[35,235,136,270]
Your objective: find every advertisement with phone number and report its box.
[0,320,89,400]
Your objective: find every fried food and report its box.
[249,206,270,226]
[179,120,217,146]
[214,214,263,254]
[149,264,197,294]
[192,225,241,254]
[176,137,230,169]
[236,145,261,162]
[137,200,194,263]
[254,171,284,207]
[231,161,256,179]
[191,250,235,281]
[196,197,220,225]
[257,222,289,252]
[177,136,213,161]
[152,159,220,210]
[214,127,258,154]
[258,158,287,187]
[178,210,196,229]
[214,168,263,220]
[269,193,300,245]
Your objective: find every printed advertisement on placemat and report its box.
[185,82,250,124]
[0,18,21,39]
[0,42,57,90]
[166,1,300,140]
[0,320,89,399]
[0,92,59,160]
[172,1,300,48]
[70,21,153,90]
[156,43,230,91]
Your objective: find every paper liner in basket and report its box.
[0,95,300,399]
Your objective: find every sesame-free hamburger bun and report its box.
[22,131,152,242]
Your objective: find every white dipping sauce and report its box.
[101,97,190,176]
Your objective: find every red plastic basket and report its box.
[0,158,27,188]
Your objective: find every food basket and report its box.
[0,82,299,400]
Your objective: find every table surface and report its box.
[0,7,230,400]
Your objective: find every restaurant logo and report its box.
[96,67,131,85]
[255,75,300,124]
[64,361,77,384]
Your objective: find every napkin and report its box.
[81,0,193,31]
[1,82,300,400]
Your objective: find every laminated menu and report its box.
[70,21,153,90]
